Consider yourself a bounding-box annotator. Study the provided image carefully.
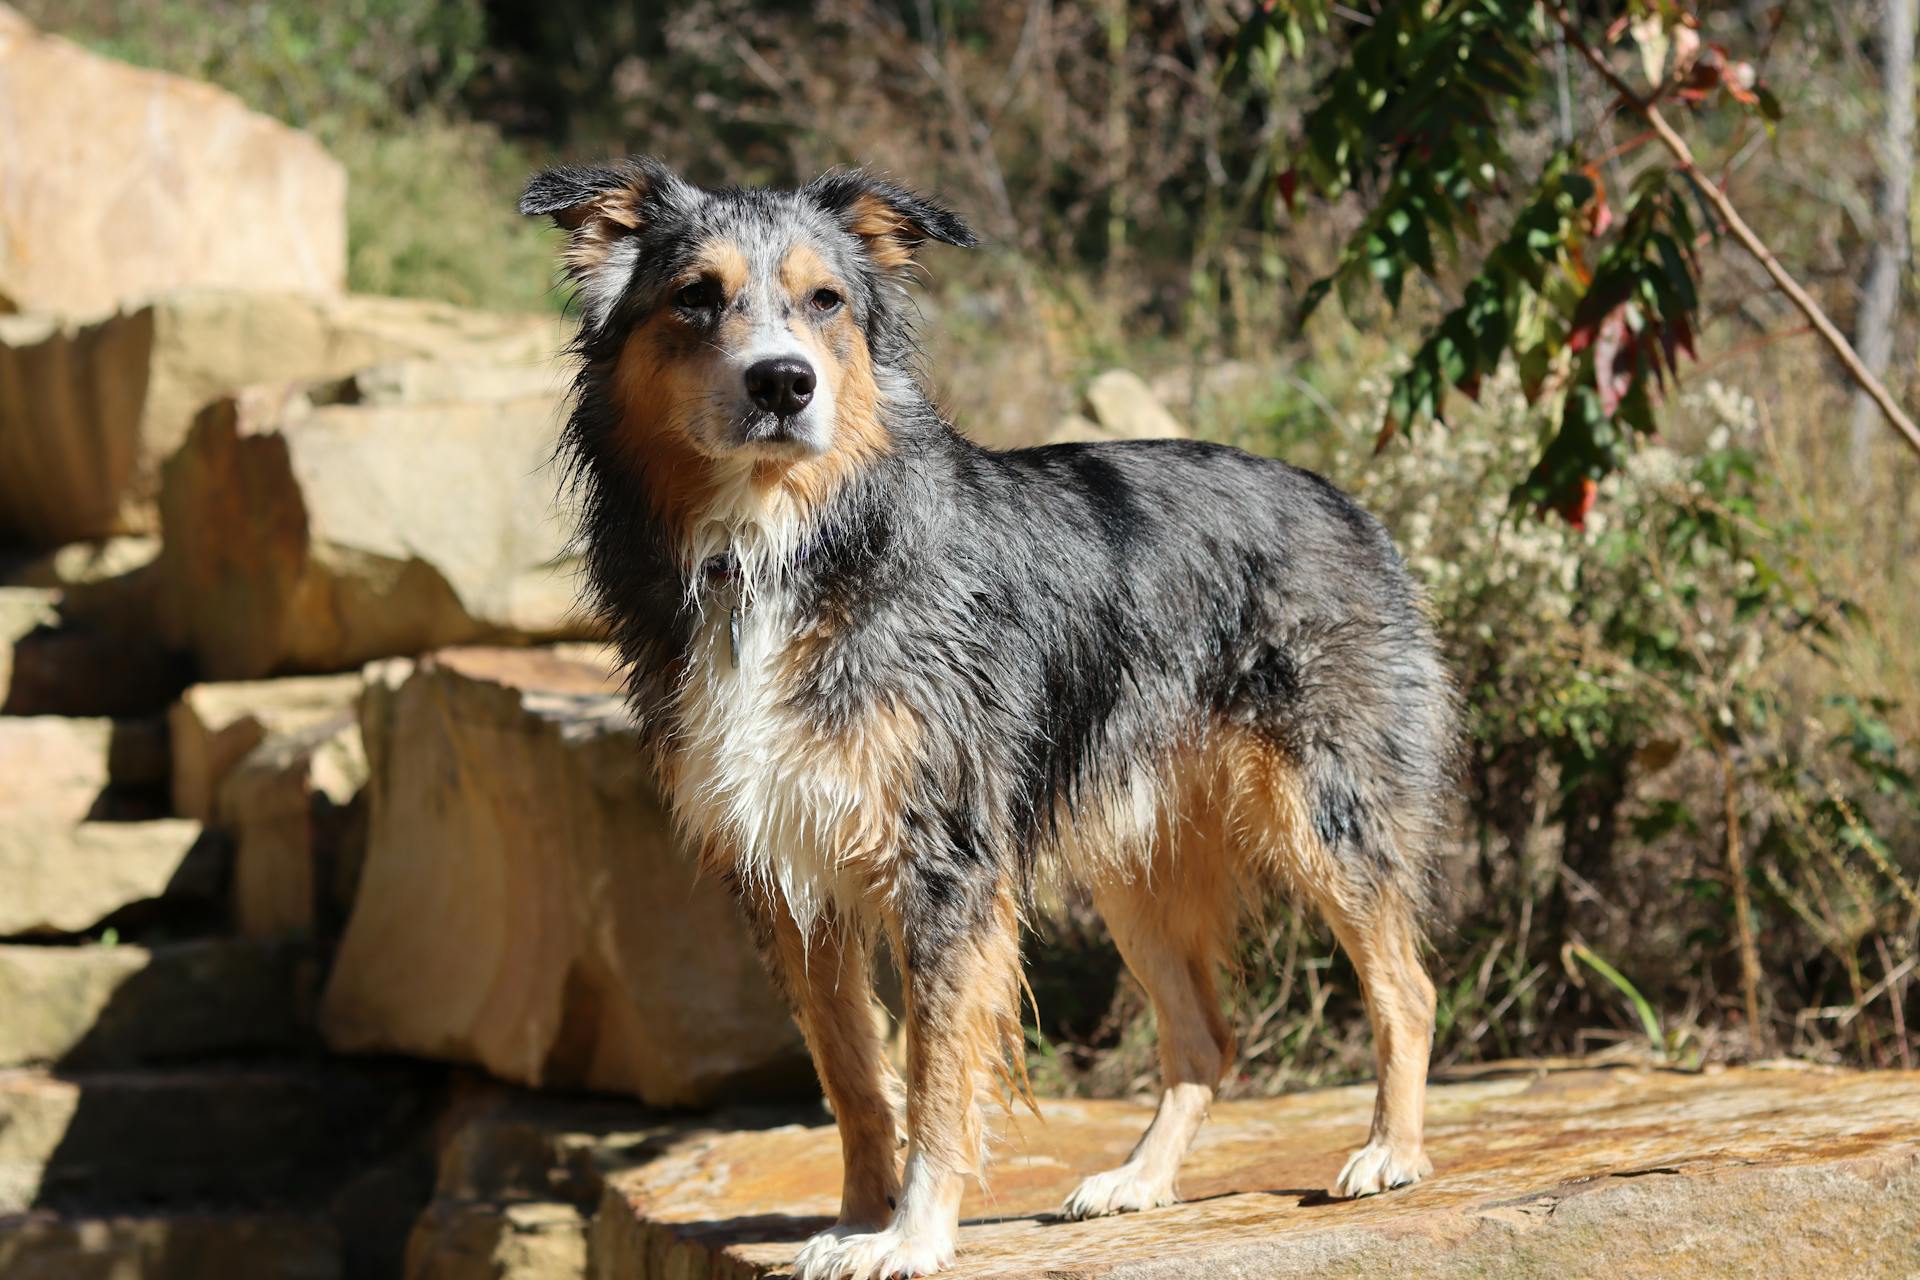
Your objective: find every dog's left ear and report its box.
[807,170,977,275]
[520,157,695,328]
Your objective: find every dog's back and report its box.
[905,433,1456,895]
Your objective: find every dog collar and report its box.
[700,553,744,668]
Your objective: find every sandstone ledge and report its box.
[588,1065,1920,1279]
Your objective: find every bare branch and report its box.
[1548,4,1920,461]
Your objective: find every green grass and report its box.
[334,116,563,314]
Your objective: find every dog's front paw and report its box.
[1331,1140,1431,1198]
[790,1224,954,1280]
[1060,1163,1178,1220]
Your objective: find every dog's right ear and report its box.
[519,158,691,329]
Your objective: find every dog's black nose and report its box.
[744,357,816,417]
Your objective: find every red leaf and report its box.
[1579,164,1614,236]
[1672,310,1697,362]
[1459,370,1483,402]
[1552,477,1599,529]
[1278,168,1299,214]
[1593,309,1633,414]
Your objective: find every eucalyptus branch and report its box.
[1547,4,1920,460]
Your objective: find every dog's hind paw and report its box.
[1060,1163,1178,1220]
[1331,1141,1431,1198]
[790,1224,954,1280]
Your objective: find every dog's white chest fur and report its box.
[668,586,874,933]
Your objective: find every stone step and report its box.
[0,821,224,938]
[403,1085,667,1280]
[0,1063,430,1214]
[405,1198,587,1280]
[0,940,315,1069]
[0,586,186,717]
[0,715,169,824]
[321,647,806,1108]
[0,1208,341,1280]
[169,672,363,823]
[588,1064,1920,1279]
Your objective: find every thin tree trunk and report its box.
[1850,0,1918,490]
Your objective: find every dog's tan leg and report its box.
[793,883,1022,1280]
[1062,866,1236,1219]
[740,890,901,1231]
[1214,724,1436,1198]
[1319,885,1435,1197]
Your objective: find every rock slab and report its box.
[0,7,345,318]
[0,821,221,938]
[0,940,314,1068]
[221,714,369,941]
[320,647,809,1107]
[0,1063,423,1213]
[157,384,591,679]
[0,716,168,824]
[169,674,364,822]
[0,291,557,544]
[0,1210,341,1280]
[590,1065,1920,1279]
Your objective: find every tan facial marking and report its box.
[736,243,887,506]
[691,238,751,298]
[778,241,836,300]
[611,312,721,540]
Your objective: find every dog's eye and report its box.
[809,288,842,313]
[674,280,721,312]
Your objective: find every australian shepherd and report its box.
[521,158,1458,1280]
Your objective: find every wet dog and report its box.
[522,158,1457,1279]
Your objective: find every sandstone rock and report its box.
[405,1200,588,1280]
[0,716,167,824]
[1081,368,1187,440]
[0,1210,341,1280]
[0,587,56,700]
[344,357,568,408]
[0,821,222,937]
[1,623,186,716]
[0,8,344,318]
[0,940,314,1068]
[156,384,593,680]
[0,537,163,631]
[0,1063,422,1213]
[1146,359,1265,415]
[403,1087,669,1280]
[0,536,161,593]
[1043,413,1113,445]
[0,291,559,545]
[221,716,368,940]
[0,585,186,716]
[429,1087,674,1211]
[590,1065,1920,1279]
[320,647,808,1107]
[169,674,364,822]
[0,539,181,714]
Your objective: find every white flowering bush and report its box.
[1030,362,1917,1091]
[1318,364,1915,1067]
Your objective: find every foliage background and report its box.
[31,0,1920,1087]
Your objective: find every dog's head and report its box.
[521,159,973,482]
